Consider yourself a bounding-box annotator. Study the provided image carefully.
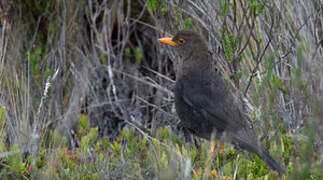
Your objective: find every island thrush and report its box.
[158,30,286,174]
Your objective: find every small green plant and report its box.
[135,46,143,65]
[80,127,98,152]
[247,155,270,177]
[291,43,305,89]
[0,106,5,121]
[250,0,265,16]
[27,46,42,87]
[183,18,193,29]
[220,28,237,60]
[147,0,158,12]
[291,123,312,179]
[124,47,131,57]
[79,114,88,130]
[161,0,168,15]
[281,134,293,166]
[7,144,24,178]
[218,0,228,16]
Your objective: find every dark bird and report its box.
[158,30,286,174]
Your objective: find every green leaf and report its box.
[147,0,158,12]
[176,6,183,20]
[184,18,193,29]
[237,70,242,80]
[111,141,120,154]
[0,106,5,122]
[161,0,168,15]
[264,53,275,84]
[8,144,23,176]
[218,0,228,16]
[80,114,88,129]
[221,28,237,60]
[80,127,98,149]
[124,47,131,57]
[135,46,143,65]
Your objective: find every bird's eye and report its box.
[177,38,186,45]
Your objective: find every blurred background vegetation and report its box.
[0,0,322,179]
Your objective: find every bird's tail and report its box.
[232,135,287,174]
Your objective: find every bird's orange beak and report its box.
[158,37,177,46]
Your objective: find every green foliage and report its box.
[246,155,270,177]
[147,0,168,14]
[312,161,323,180]
[290,41,310,91]
[161,0,168,15]
[295,45,303,80]
[1,0,321,179]
[291,124,313,180]
[111,140,121,155]
[101,53,108,67]
[218,0,228,16]
[0,106,5,143]
[281,135,293,165]
[135,46,143,65]
[1,168,9,180]
[158,126,183,145]
[250,0,265,16]
[8,144,24,177]
[176,6,183,20]
[236,69,242,80]
[263,53,289,112]
[0,106,5,121]
[220,28,237,60]
[159,126,171,139]
[0,124,291,179]
[271,74,287,95]
[79,114,88,130]
[183,18,193,29]
[80,127,98,151]
[124,47,131,57]
[272,114,279,129]
[27,46,42,87]
[91,173,99,180]
[264,53,275,82]
[147,0,158,12]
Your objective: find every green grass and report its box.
[0,117,298,179]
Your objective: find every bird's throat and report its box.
[176,52,212,79]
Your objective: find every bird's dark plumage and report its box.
[158,30,286,174]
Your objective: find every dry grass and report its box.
[0,0,322,179]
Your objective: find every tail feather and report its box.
[232,135,287,174]
[257,148,287,174]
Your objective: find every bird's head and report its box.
[158,30,209,60]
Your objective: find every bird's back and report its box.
[175,69,247,139]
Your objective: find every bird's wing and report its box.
[181,74,244,132]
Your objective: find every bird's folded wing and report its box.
[182,81,243,132]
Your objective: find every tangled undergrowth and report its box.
[0,0,322,179]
